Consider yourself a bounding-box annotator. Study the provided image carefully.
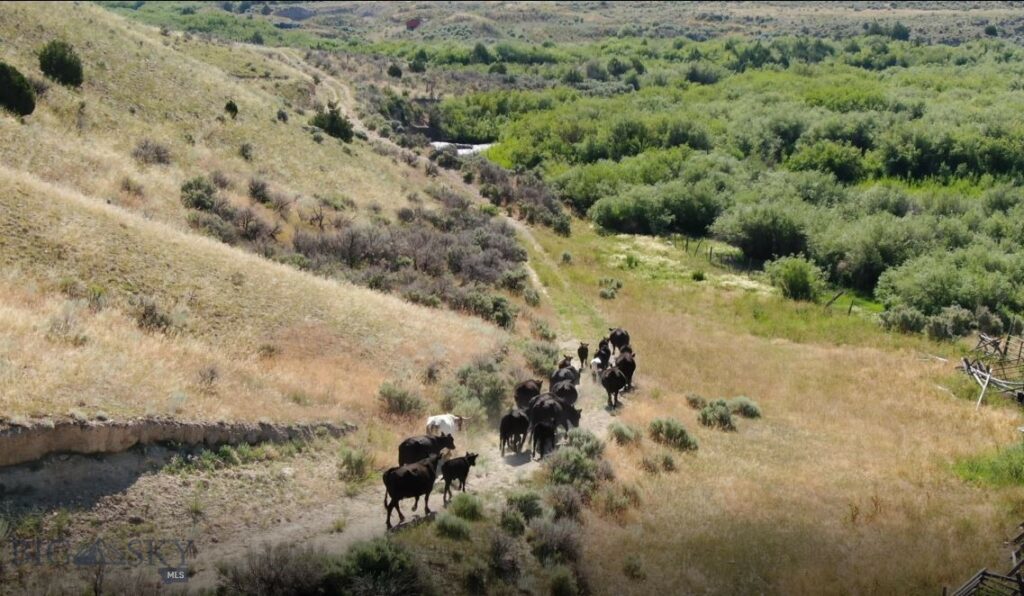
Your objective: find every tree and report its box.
[0,62,36,116]
[310,102,354,142]
[38,40,83,87]
[984,24,998,36]
[890,21,910,41]
[387,64,402,78]
[471,42,493,64]
[409,59,426,73]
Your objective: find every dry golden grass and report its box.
[0,2,426,229]
[0,167,503,424]
[525,223,1024,594]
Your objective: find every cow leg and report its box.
[412,495,420,512]
[424,489,432,515]
[460,476,467,492]
[443,479,451,505]
[385,492,393,529]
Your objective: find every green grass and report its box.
[954,442,1024,487]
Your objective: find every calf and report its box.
[383,453,442,529]
[531,421,557,459]
[600,367,628,408]
[598,336,610,353]
[514,379,543,410]
[500,409,530,456]
[398,433,455,466]
[591,345,612,375]
[558,354,574,369]
[426,414,468,437]
[441,452,478,504]
[609,328,631,354]
[577,343,589,368]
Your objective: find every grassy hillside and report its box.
[0,3,507,426]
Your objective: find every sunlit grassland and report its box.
[523,222,1023,594]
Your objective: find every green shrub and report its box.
[955,443,1024,487]
[660,452,677,472]
[597,482,641,517]
[925,305,975,341]
[649,418,698,451]
[322,538,427,595]
[435,513,471,540]
[565,428,604,459]
[599,288,617,300]
[698,400,736,431]
[640,456,661,474]
[549,565,579,596]
[506,490,544,522]
[39,40,83,87]
[547,485,583,520]
[216,542,327,595]
[500,506,527,536]
[387,64,402,78]
[976,306,1004,336]
[711,201,807,261]
[764,255,824,301]
[224,100,238,119]
[524,341,559,377]
[728,396,762,419]
[0,62,35,116]
[685,393,707,409]
[531,319,557,341]
[529,519,582,564]
[377,381,425,417]
[524,288,541,307]
[132,139,171,165]
[691,270,706,282]
[310,102,354,142]
[561,251,573,264]
[607,421,640,445]
[337,447,373,482]
[623,555,646,581]
[879,304,927,334]
[443,357,509,420]
[180,176,217,211]
[545,447,599,493]
[448,493,484,521]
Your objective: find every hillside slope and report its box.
[0,3,506,426]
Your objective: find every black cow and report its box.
[598,336,610,352]
[609,328,630,354]
[550,379,578,405]
[577,343,589,368]
[558,354,574,369]
[529,394,582,432]
[601,367,628,408]
[551,365,579,387]
[514,379,543,410]
[441,452,478,504]
[531,421,557,459]
[500,409,530,456]
[619,344,634,356]
[383,453,442,529]
[398,434,455,466]
[616,352,636,389]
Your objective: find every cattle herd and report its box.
[382,327,637,529]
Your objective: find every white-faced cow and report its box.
[426,414,468,437]
[600,367,628,408]
[383,452,442,529]
[500,408,530,456]
[398,433,455,466]
[441,452,478,504]
[514,379,544,410]
[608,328,630,354]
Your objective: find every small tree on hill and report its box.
[224,100,239,119]
[0,62,36,116]
[310,102,353,142]
[39,40,83,88]
[387,64,402,78]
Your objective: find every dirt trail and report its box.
[188,370,619,589]
[182,54,620,588]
